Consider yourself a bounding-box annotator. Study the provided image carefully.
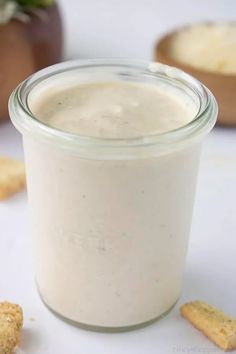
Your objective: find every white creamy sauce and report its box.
[31,81,194,138]
[26,80,200,328]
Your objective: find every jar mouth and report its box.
[9,59,217,154]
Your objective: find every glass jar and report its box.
[9,59,217,332]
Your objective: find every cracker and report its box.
[0,302,23,332]
[180,301,236,351]
[0,157,26,200]
[0,302,23,354]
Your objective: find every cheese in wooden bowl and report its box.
[155,22,236,125]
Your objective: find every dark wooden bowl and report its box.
[0,3,63,121]
[155,28,236,126]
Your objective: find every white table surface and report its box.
[1,1,236,353]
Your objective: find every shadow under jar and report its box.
[9,60,217,332]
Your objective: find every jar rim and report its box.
[9,59,217,156]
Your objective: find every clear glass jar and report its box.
[9,59,217,332]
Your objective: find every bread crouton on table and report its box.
[0,302,23,354]
[0,157,26,200]
[181,301,236,351]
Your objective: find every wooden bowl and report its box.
[155,28,236,126]
[0,3,63,122]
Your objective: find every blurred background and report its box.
[60,0,235,59]
[1,0,236,123]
